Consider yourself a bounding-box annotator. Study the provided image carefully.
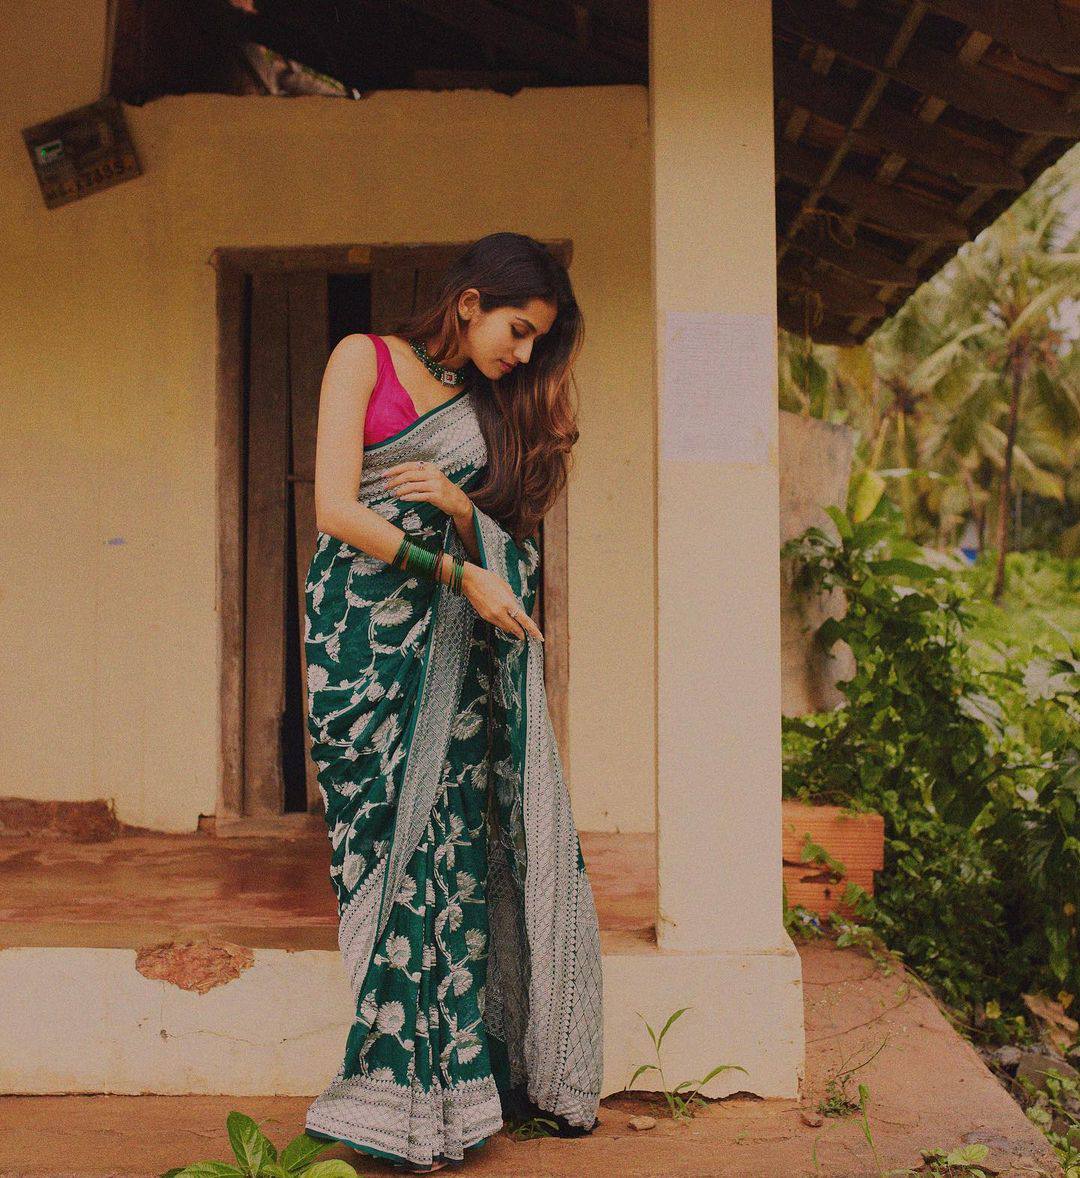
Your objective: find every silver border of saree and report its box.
[471,505,604,1130]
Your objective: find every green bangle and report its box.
[393,535,465,592]
[397,539,441,581]
[392,535,410,570]
[408,542,436,579]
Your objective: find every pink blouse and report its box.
[363,334,419,447]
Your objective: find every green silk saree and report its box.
[302,388,603,1168]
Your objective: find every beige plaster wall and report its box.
[0,1,655,832]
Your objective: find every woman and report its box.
[302,233,603,1173]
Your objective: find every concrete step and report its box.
[0,830,802,1102]
[0,942,1061,1178]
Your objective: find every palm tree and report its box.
[873,151,1080,597]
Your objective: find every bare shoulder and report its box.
[323,333,378,395]
[327,332,377,370]
[316,335,379,436]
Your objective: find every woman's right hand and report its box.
[461,563,544,642]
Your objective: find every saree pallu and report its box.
[302,389,603,1168]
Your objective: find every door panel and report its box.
[243,271,290,816]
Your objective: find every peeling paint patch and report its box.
[135,939,254,993]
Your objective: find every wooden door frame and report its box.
[211,241,574,833]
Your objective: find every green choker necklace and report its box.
[409,338,468,387]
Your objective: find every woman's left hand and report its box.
[383,460,470,519]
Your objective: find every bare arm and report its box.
[313,334,445,572]
[450,499,482,562]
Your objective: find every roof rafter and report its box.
[776,138,970,241]
[777,0,1080,138]
[914,0,1080,71]
[776,52,1026,191]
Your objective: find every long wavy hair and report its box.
[386,232,583,545]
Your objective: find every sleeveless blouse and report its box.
[363,334,419,448]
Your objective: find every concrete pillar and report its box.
[649,0,791,957]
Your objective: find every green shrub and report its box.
[782,498,1080,1032]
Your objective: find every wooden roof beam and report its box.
[778,257,891,319]
[777,138,969,241]
[847,71,1080,340]
[913,0,1080,72]
[776,0,1080,137]
[786,233,920,289]
[776,1,928,262]
[848,27,1006,340]
[841,28,993,337]
[775,53,1026,190]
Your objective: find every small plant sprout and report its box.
[627,1006,748,1123]
[160,1110,362,1178]
[506,1114,561,1141]
[856,1082,882,1174]
[817,1038,890,1118]
[812,1079,990,1178]
[1017,1065,1080,1173]
[813,1075,991,1178]
[882,1141,991,1176]
[916,1142,991,1175]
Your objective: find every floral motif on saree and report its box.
[302,389,603,1168]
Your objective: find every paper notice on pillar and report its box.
[660,311,775,464]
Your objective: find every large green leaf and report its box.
[867,558,938,580]
[814,617,846,652]
[278,1134,331,1174]
[1009,441,1066,500]
[824,505,852,540]
[226,1113,275,1175]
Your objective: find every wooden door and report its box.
[218,240,573,824]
